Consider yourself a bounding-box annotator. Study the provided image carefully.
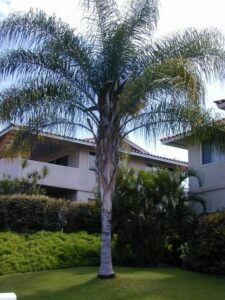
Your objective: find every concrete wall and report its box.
[188,142,225,212]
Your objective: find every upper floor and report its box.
[0,125,187,201]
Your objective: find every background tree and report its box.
[0,0,225,278]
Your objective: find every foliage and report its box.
[0,195,65,232]
[0,161,48,195]
[0,194,101,233]
[0,231,100,275]
[64,201,101,233]
[185,210,225,275]
[112,168,203,266]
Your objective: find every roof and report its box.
[214,99,225,105]
[0,124,188,167]
[214,98,225,111]
[161,131,191,149]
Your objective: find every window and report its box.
[49,155,68,166]
[145,163,158,172]
[202,142,225,164]
[89,151,96,171]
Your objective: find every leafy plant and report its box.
[0,231,100,275]
[185,210,225,274]
[0,194,101,233]
[112,168,204,266]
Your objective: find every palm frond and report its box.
[0,48,97,105]
[122,100,222,141]
[117,57,206,122]
[149,28,225,81]
[0,10,97,89]
[0,80,99,129]
[97,0,159,82]
[81,0,119,43]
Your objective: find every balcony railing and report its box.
[0,158,96,192]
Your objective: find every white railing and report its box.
[0,158,96,192]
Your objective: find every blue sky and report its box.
[0,0,225,161]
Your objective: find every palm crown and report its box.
[0,0,225,277]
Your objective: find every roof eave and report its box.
[0,124,187,165]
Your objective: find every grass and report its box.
[0,267,225,300]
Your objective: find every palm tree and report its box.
[0,0,225,278]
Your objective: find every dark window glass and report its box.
[202,143,212,164]
[202,143,225,164]
[49,155,68,166]
[89,152,96,171]
[146,163,158,172]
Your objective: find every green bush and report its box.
[185,210,225,275]
[0,195,101,233]
[0,195,65,232]
[112,168,202,266]
[0,231,100,275]
[64,201,101,233]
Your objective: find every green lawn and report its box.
[0,267,225,300]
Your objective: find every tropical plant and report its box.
[112,167,204,266]
[0,0,225,277]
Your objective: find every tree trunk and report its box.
[96,130,119,279]
[98,207,114,278]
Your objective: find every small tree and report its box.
[0,0,225,277]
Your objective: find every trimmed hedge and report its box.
[0,231,100,275]
[0,195,101,233]
[186,210,225,275]
[65,201,101,233]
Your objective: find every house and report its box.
[0,125,187,201]
[161,99,225,212]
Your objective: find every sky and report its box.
[0,0,225,161]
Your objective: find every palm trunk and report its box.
[98,206,114,278]
[96,130,118,279]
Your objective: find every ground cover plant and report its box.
[0,0,225,278]
[0,267,225,300]
[0,231,100,275]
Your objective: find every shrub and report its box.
[0,194,65,232]
[112,168,202,266]
[0,194,101,233]
[185,210,225,275]
[64,201,101,233]
[0,231,100,275]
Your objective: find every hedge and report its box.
[0,231,100,275]
[185,210,225,275]
[0,195,101,233]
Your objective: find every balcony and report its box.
[0,158,96,192]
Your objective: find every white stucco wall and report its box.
[188,142,225,212]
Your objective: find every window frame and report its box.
[89,151,96,171]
